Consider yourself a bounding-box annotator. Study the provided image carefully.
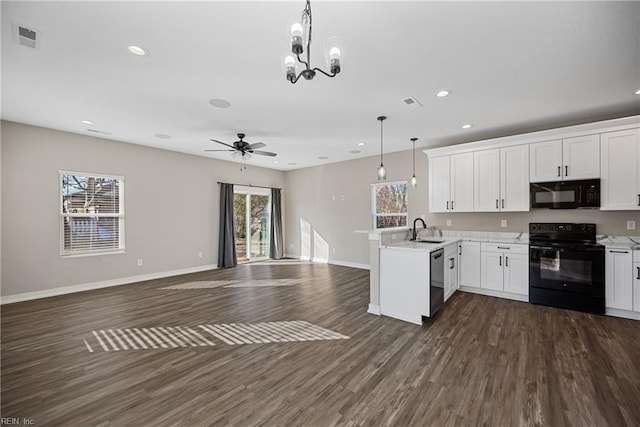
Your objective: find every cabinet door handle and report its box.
[637,266,640,280]
[451,201,454,210]
[565,165,568,177]
[501,199,505,209]
[499,256,502,266]
[450,258,455,269]
[496,199,499,209]
[459,245,462,256]
[505,256,509,267]
[557,166,561,177]
[609,250,629,254]
[637,194,639,206]
[446,201,449,210]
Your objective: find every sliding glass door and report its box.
[233,186,271,263]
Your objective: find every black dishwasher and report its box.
[430,248,445,316]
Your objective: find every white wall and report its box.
[1,121,285,297]
[284,150,428,268]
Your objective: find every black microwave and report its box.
[530,179,600,209]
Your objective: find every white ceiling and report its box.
[2,1,639,171]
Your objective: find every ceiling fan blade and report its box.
[210,139,236,149]
[247,142,266,150]
[252,150,278,157]
[204,149,235,152]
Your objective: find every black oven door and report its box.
[529,243,605,314]
[529,244,604,295]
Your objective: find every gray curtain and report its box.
[218,183,237,268]
[270,188,284,259]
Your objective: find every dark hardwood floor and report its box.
[2,262,639,426]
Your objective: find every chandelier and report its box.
[283,0,343,83]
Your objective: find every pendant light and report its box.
[377,116,387,180]
[410,137,418,188]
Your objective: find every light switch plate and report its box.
[501,219,507,228]
[627,220,636,230]
[446,219,452,227]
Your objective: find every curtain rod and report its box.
[217,181,281,190]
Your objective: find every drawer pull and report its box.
[609,250,629,254]
[497,246,510,250]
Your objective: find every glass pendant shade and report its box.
[410,175,417,188]
[377,164,387,180]
[410,137,418,188]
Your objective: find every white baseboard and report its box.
[329,259,370,270]
[458,286,529,303]
[605,308,640,321]
[283,253,370,270]
[368,304,381,315]
[0,264,218,305]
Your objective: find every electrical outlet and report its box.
[501,219,507,228]
[137,259,143,266]
[198,252,203,258]
[627,221,636,230]
[446,219,452,227]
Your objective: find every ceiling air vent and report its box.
[13,23,40,49]
[402,96,423,108]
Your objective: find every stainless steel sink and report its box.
[414,239,445,244]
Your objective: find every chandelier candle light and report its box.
[284,0,343,83]
[377,116,387,181]
[410,137,418,188]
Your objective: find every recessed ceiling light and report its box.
[155,133,171,139]
[81,120,93,125]
[127,45,148,56]
[209,98,231,109]
[273,160,280,164]
[357,142,366,146]
[318,156,328,160]
[436,90,451,98]
[349,150,361,154]
[288,162,297,166]
[462,123,473,129]
[635,89,640,95]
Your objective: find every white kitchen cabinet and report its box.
[428,154,473,213]
[474,149,500,212]
[480,243,529,296]
[379,247,430,325]
[474,146,529,212]
[600,128,640,210]
[529,135,600,182]
[634,250,640,312]
[500,145,530,211]
[605,247,633,311]
[459,241,481,288]
[444,243,459,301]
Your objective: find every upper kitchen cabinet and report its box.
[474,145,529,212]
[601,128,640,210]
[428,153,473,213]
[529,135,600,182]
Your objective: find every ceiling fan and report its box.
[205,133,277,158]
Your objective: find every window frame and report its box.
[59,170,125,257]
[371,180,409,231]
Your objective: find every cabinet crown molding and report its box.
[424,115,640,158]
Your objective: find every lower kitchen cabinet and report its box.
[634,250,640,312]
[480,243,529,296]
[459,241,481,288]
[605,247,634,311]
[444,243,459,301]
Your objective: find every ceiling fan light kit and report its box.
[205,133,277,165]
[284,0,343,84]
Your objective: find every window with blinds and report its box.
[60,171,125,256]
[371,181,408,230]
